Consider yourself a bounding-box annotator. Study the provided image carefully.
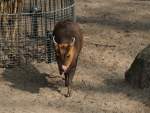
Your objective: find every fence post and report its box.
[72,0,76,22]
[31,7,40,38]
[46,32,56,63]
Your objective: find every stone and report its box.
[125,45,150,88]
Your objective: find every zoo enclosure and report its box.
[0,0,75,67]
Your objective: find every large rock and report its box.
[125,45,150,88]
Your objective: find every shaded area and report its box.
[77,52,150,107]
[78,16,150,31]
[101,78,150,107]
[2,64,62,93]
[73,73,150,107]
[125,45,150,89]
[77,0,150,32]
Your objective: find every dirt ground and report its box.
[0,0,150,113]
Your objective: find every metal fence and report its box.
[0,0,75,67]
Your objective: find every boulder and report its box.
[125,45,150,88]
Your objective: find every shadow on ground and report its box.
[1,62,150,108]
[77,15,150,32]
[2,64,63,94]
[74,72,150,107]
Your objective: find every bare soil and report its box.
[0,0,150,113]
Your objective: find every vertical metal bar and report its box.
[61,0,63,20]
[30,7,39,61]
[36,13,39,61]
[66,0,68,19]
[48,0,51,12]
[44,0,47,32]
[39,0,42,11]
[68,0,70,19]
[35,0,37,6]
[49,0,52,31]
[40,0,43,36]
[33,0,35,6]
[64,0,67,20]
[44,0,48,61]
[69,0,73,20]
[10,15,13,51]
[32,13,38,38]
[24,15,26,64]
[53,0,56,26]
[64,0,65,20]
[17,14,20,65]
[73,0,76,22]
[30,0,32,12]
[56,0,59,20]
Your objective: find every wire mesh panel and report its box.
[0,0,75,67]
